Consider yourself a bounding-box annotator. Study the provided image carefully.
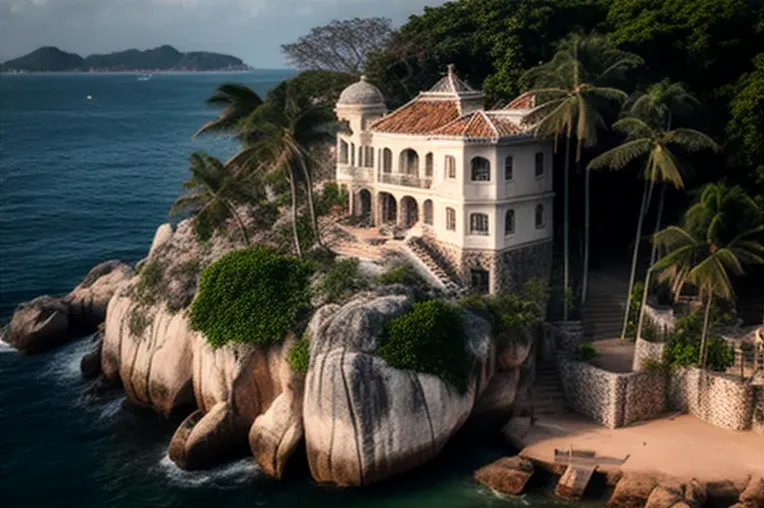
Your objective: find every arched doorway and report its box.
[358,189,372,222]
[378,192,397,224]
[400,196,419,228]
[423,199,433,226]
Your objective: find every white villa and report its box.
[334,65,555,295]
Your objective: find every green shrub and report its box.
[664,307,735,371]
[625,281,645,340]
[377,263,431,300]
[577,342,599,362]
[135,259,166,306]
[128,307,151,338]
[379,301,468,391]
[275,214,316,254]
[316,182,349,216]
[642,359,668,374]
[316,258,369,303]
[190,247,314,348]
[460,293,539,347]
[288,336,311,374]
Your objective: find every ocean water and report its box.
[0,73,592,507]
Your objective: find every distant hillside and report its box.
[2,45,250,72]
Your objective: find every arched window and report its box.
[382,148,393,173]
[399,149,419,175]
[470,213,489,235]
[339,140,349,164]
[505,156,514,181]
[446,207,456,231]
[471,157,491,182]
[505,209,515,235]
[535,204,545,229]
[445,155,456,179]
[363,146,374,167]
[425,153,434,178]
[535,152,544,177]
[359,146,364,167]
[424,200,433,225]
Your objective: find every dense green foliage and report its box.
[190,247,314,348]
[624,281,644,339]
[316,182,350,216]
[664,308,735,372]
[288,336,311,374]
[315,258,369,304]
[377,263,431,300]
[135,259,166,307]
[379,301,468,391]
[460,279,550,346]
[577,342,599,362]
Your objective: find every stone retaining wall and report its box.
[753,387,764,435]
[668,367,755,430]
[557,355,666,428]
[632,337,666,371]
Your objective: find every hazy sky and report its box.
[0,0,445,67]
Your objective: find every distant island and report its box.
[1,45,252,73]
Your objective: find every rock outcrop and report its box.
[302,288,497,486]
[474,457,534,495]
[740,475,764,507]
[609,473,659,508]
[8,261,133,354]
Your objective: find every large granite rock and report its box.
[740,475,764,507]
[474,457,534,495]
[7,260,133,354]
[303,289,496,486]
[249,382,304,478]
[7,296,69,353]
[609,473,660,508]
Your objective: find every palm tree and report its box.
[524,33,641,318]
[170,152,258,245]
[651,183,764,368]
[227,80,337,257]
[588,116,718,339]
[193,83,264,139]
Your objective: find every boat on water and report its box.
[137,74,153,81]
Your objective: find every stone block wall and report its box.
[423,239,553,295]
[557,355,667,428]
[668,367,755,430]
[753,387,764,435]
[632,337,666,371]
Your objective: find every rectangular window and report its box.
[535,204,545,229]
[535,152,544,178]
[368,147,374,168]
[505,209,515,235]
[505,156,514,181]
[446,156,456,179]
[446,208,456,231]
[470,213,489,236]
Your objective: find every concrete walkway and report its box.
[518,413,764,483]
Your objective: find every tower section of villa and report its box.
[335,67,554,295]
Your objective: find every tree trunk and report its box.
[563,136,572,321]
[582,161,590,305]
[288,172,302,258]
[298,156,323,248]
[699,293,713,369]
[227,204,251,246]
[650,184,667,266]
[620,178,653,340]
[635,183,667,340]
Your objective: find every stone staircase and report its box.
[583,269,630,340]
[405,237,465,295]
[523,361,569,416]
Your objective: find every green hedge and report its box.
[190,247,313,348]
[288,336,311,374]
[664,308,734,371]
[316,258,368,303]
[378,300,468,391]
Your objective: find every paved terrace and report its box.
[516,413,764,483]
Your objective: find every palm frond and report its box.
[612,117,655,139]
[587,138,651,171]
[664,128,719,152]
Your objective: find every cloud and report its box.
[0,0,444,67]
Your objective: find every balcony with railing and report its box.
[378,172,433,189]
[337,165,374,183]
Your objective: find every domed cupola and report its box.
[337,75,386,108]
[335,75,387,135]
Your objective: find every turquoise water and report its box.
[0,73,591,507]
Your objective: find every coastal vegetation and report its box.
[379,300,469,392]
[189,247,313,348]
[288,335,311,374]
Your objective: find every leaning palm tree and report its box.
[651,183,764,368]
[193,83,264,140]
[228,80,337,256]
[588,116,718,339]
[523,33,642,317]
[170,152,258,246]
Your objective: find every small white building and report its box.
[335,66,554,294]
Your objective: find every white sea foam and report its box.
[39,335,96,384]
[97,396,126,421]
[157,454,261,489]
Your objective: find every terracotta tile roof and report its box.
[431,111,523,138]
[505,92,536,110]
[371,99,460,135]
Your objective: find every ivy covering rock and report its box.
[378,300,468,391]
[190,247,314,348]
